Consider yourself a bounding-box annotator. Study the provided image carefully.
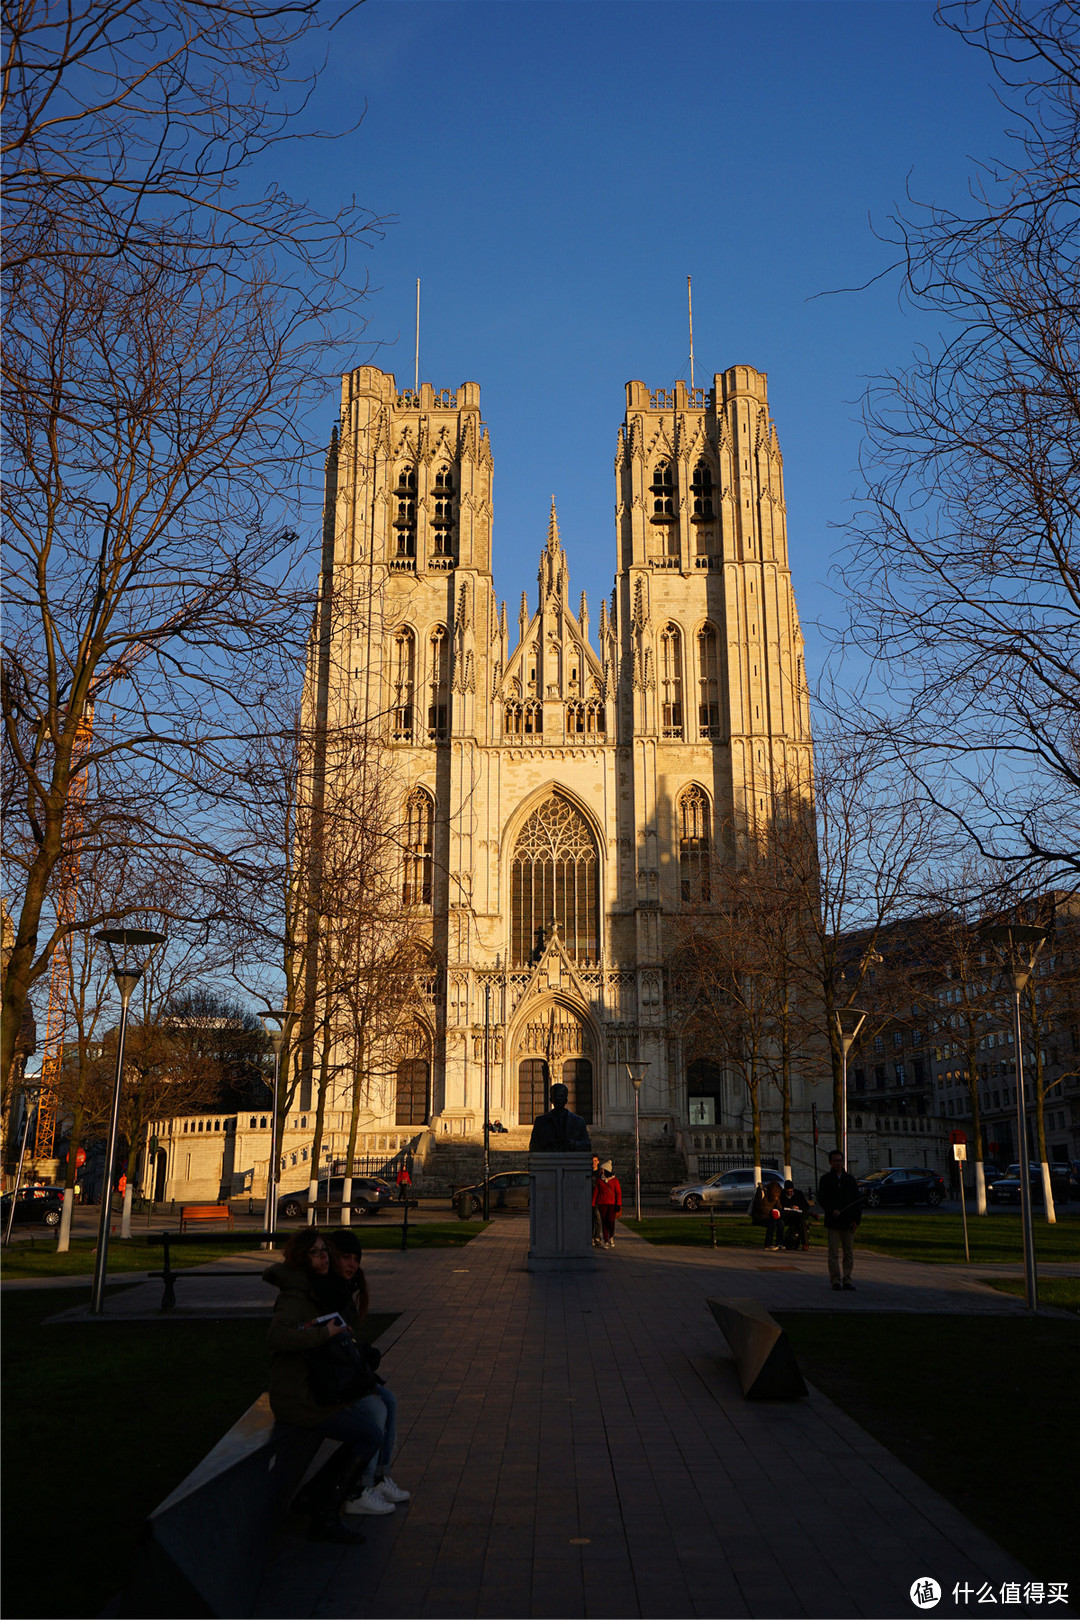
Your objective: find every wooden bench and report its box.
[179,1203,234,1232]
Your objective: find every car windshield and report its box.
[860,1171,892,1183]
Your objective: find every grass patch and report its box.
[980,1276,1080,1314]
[0,1220,483,1279]
[775,1312,1077,1581]
[625,1211,1080,1265]
[0,1286,398,1619]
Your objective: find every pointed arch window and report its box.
[428,626,449,740]
[394,465,417,557]
[691,460,714,520]
[431,465,457,558]
[697,623,721,739]
[511,796,599,967]
[679,785,712,902]
[390,628,415,742]
[403,788,434,906]
[660,624,683,738]
[650,459,675,519]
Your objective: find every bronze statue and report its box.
[529,1082,591,1152]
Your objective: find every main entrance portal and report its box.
[515,1005,595,1126]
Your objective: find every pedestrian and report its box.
[817,1149,862,1291]
[779,1180,812,1251]
[751,1179,785,1250]
[326,1229,411,1518]
[591,1153,603,1247]
[263,1227,383,1543]
[396,1163,412,1202]
[593,1160,622,1249]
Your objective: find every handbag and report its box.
[307,1330,367,1406]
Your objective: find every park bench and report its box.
[706,1296,808,1400]
[146,1229,270,1310]
[179,1203,234,1232]
[117,1392,326,1618]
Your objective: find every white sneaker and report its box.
[376,1476,411,1503]
[344,1486,395,1516]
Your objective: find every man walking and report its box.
[817,1149,862,1292]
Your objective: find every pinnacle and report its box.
[547,496,560,552]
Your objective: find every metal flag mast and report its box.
[414,278,421,395]
[687,275,695,392]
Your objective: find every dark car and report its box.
[987,1163,1071,1206]
[669,1167,786,1213]
[855,1167,947,1208]
[1,1184,65,1227]
[455,1170,531,1217]
[277,1176,393,1220]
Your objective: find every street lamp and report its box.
[3,1082,45,1247]
[833,1007,868,1169]
[261,1014,286,1245]
[626,1061,648,1222]
[984,922,1049,1313]
[90,928,165,1314]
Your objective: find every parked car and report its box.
[669,1168,785,1213]
[277,1176,393,1220]
[855,1167,947,1209]
[986,1163,1071,1206]
[1,1184,65,1227]
[455,1169,531,1217]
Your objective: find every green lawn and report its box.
[775,1313,1078,1583]
[980,1276,1080,1313]
[625,1211,1080,1265]
[0,1286,398,1619]
[0,1220,483,1279]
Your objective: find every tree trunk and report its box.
[306,1018,332,1225]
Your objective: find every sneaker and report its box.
[344,1487,396,1516]
[842,1281,856,1291]
[376,1476,411,1504]
[831,1281,842,1291]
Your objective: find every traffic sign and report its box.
[953,1143,967,1161]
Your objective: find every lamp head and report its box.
[95,928,165,1001]
[626,1061,648,1091]
[983,923,1049,994]
[260,1013,285,1056]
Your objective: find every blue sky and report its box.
[275,1,1012,684]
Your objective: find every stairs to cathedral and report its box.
[422,1127,687,1198]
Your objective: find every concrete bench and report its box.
[179,1203,234,1232]
[117,1393,324,1618]
[706,1296,808,1400]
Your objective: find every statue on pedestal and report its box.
[529,1082,591,1152]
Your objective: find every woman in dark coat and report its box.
[264,1227,382,1543]
[328,1229,410,1518]
[779,1180,812,1250]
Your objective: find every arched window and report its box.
[391,627,415,742]
[428,626,449,740]
[523,699,543,735]
[403,788,434,905]
[691,460,714,520]
[431,465,456,558]
[697,623,721,739]
[679,786,712,902]
[660,624,683,738]
[511,796,599,966]
[505,702,523,736]
[394,465,417,557]
[650,459,675,519]
[396,1058,430,1126]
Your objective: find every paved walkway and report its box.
[236,1222,1065,1620]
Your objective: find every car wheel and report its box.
[281,1198,303,1219]
[865,1190,881,1209]
[684,1194,703,1212]
[351,1202,371,1217]
[471,1195,483,1214]
[926,1188,943,1207]
[43,1208,60,1227]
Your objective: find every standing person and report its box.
[591,1154,603,1247]
[779,1180,812,1251]
[396,1162,412,1202]
[593,1160,622,1249]
[263,1228,383,1544]
[817,1149,862,1291]
[752,1180,785,1250]
[326,1229,411,1518]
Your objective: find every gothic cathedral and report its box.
[315,364,812,1142]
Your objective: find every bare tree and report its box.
[842,1,1080,886]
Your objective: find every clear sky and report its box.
[273,1,1013,686]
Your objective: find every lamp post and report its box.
[261,1015,285,1246]
[482,967,493,1222]
[985,923,1048,1313]
[90,928,165,1315]
[833,1008,868,1169]
[3,1082,44,1247]
[626,1061,648,1222]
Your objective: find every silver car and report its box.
[669,1167,785,1212]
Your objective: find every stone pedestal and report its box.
[527,1152,596,1271]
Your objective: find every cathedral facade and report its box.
[315,363,813,1140]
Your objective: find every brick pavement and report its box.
[249,1221,1054,1620]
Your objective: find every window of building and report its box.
[428,626,449,739]
[403,788,434,905]
[650,459,675,519]
[396,1058,430,1127]
[394,466,417,557]
[523,699,543,735]
[691,459,714,520]
[697,623,721,738]
[566,700,605,737]
[660,624,683,737]
[431,465,456,558]
[678,785,711,903]
[510,795,598,966]
[390,627,415,742]
[505,702,523,736]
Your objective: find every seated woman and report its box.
[779,1180,812,1251]
[327,1229,411,1517]
[264,1227,383,1544]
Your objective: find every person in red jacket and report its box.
[593,1160,622,1249]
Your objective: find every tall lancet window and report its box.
[691,460,714,520]
[394,466,417,559]
[660,624,683,738]
[403,788,434,906]
[428,626,449,740]
[679,785,712,903]
[431,465,457,559]
[697,623,721,739]
[511,796,598,967]
[650,459,675,518]
[390,628,415,742]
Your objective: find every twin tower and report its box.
[316,365,812,1140]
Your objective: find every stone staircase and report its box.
[422,1126,686,1196]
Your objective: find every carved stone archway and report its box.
[513,1000,596,1125]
